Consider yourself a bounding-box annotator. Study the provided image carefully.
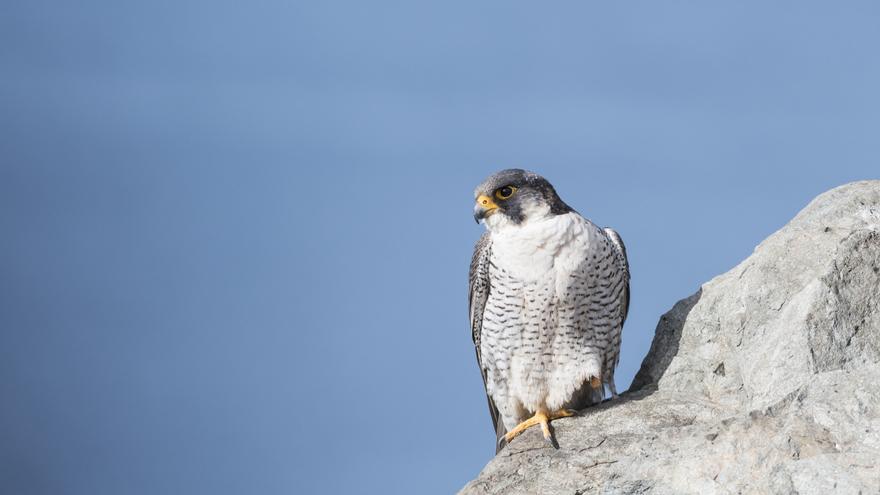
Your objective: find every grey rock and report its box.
[460,181,880,495]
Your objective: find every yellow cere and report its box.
[477,195,498,209]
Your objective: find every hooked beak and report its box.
[473,195,499,223]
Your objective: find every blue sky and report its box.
[2,1,880,494]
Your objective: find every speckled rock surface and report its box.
[460,181,880,495]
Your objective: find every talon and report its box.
[544,431,559,449]
[541,419,559,449]
[502,409,577,448]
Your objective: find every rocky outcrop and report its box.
[460,181,880,495]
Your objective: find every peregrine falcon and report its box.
[469,169,630,452]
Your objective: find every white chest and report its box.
[489,212,593,282]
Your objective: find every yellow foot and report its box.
[501,409,578,449]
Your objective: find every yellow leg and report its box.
[502,408,578,449]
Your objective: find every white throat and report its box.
[486,211,586,281]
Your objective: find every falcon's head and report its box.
[473,169,572,231]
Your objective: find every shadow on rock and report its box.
[626,288,702,395]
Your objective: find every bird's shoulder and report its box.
[469,231,492,280]
[567,212,616,252]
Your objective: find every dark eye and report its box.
[495,185,517,200]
